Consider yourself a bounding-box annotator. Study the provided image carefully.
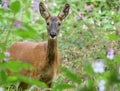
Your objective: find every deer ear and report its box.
[39,2,50,19]
[58,4,70,21]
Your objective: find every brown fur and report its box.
[9,38,60,89]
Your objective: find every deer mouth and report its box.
[49,32,57,40]
[50,36,56,40]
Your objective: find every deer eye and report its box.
[47,22,50,26]
[58,22,61,26]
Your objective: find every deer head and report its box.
[39,2,70,40]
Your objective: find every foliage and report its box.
[0,0,120,91]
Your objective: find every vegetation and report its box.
[0,0,120,91]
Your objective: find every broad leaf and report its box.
[10,1,21,14]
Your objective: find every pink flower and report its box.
[3,58,9,62]
[2,0,9,10]
[78,13,86,21]
[90,4,94,9]
[32,19,35,24]
[78,13,82,17]
[106,49,114,60]
[15,20,22,28]
[84,3,88,8]
[86,7,92,13]
[73,17,79,22]
[4,51,10,57]
[35,16,39,20]
[32,0,39,13]
[33,7,39,12]
[81,16,86,21]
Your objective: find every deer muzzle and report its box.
[50,32,56,39]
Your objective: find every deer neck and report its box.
[47,38,58,64]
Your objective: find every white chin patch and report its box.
[50,36,56,40]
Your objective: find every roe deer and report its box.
[8,2,70,90]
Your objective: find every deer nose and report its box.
[50,32,56,38]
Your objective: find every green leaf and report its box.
[0,9,6,14]
[6,74,47,88]
[0,61,32,72]
[10,1,21,14]
[53,84,74,91]
[108,34,118,40]
[0,70,7,83]
[7,76,18,83]
[85,63,93,74]
[104,24,113,30]
[0,52,5,60]
[13,29,37,39]
[26,11,31,19]
[0,43,6,50]
[115,56,120,63]
[13,23,38,39]
[108,70,120,85]
[17,75,48,88]
[60,67,81,84]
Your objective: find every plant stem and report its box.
[4,15,16,46]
